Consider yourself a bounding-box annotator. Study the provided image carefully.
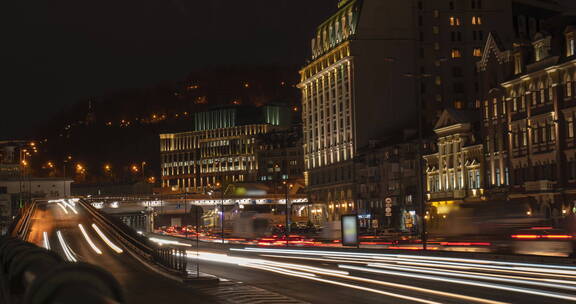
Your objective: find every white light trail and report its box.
[188,251,443,304]
[259,255,507,304]
[367,262,576,292]
[57,230,77,262]
[339,265,576,302]
[78,224,102,255]
[56,203,69,215]
[233,248,576,278]
[149,237,192,247]
[43,231,50,250]
[91,224,123,254]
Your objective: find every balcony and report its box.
[524,180,556,192]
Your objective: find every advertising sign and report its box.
[341,214,359,246]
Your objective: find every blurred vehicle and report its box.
[511,227,573,257]
[257,234,317,247]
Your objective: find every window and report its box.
[451,48,462,58]
[513,97,518,112]
[514,53,523,74]
[435,76,442,85]
[449,1,455,10]
[454,100,464,109]
[567,34,575,57]
[567,75,573,97]
[450,16,461,26]
[533,126,539,144]
[433,26,439,34]
[493,99,498,117]
[472,16,482,25]
[522,128,528,146]
[495,168,501,186]
[433,10,439,18]
[567,116,575,138]
[434,42,440,50]
[473,48,482,57]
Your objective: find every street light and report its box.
[403,72,432,251]
[216,181,225,244]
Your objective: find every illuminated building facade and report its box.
[160,105,292,193]
[478,16,576,218]
[423,109,485,225]
[415,0,563,119]
[299,0,418,221]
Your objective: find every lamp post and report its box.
[216,182,225,244]
[403,72,432,251]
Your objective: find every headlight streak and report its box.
[339,265,576,302]
[56,203,69,215]
[91,224,123,254]
[366,262,576,292]
[244,264,444,304]
[234,248,576,278]
[78,224,102,255]
[62,200,78,214]
[191,251,503,304]
[57,230,77,262]
[43,231,50,250]
[149,237,192,247]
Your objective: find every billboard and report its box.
[341,214,358,246]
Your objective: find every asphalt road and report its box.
[26,201,217,304]
[26,200,576,304]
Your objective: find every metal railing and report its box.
[153,247,188,274]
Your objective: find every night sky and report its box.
[1,0,337,139]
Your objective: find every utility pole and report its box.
[403,72,431,251]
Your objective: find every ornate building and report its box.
[478,16,576,218]
[424,109,485,224]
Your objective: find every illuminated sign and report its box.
[341,214,358,246]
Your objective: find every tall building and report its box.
[299,0,419,220]
[159,105,293,193]
[478,15,576,219]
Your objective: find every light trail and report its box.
[190,251,503,304]
[234,248,576,278]
[242,264,443,304]
[91,224,123,254]
[43,231,50,250]
[57,230,77,262]
[149,237,192,247]
[367,262,576,292]
[78,224,102,255]
[339,265,576,302]
[62,200,78,214]
[56,203,69,215]
[259,255,507,303]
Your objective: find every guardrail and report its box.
[153,247,187,274]
[0,236,124,304]
[79,199,192,277]
[9,201,37,240]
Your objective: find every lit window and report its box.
[472,16,482,25]
[514,53,523,74]
[451,48,462,58]
[435,76,442,85]
[568,116,575,138]
[433,26,439,34]
[567,34,575,57]
[449,16,461,26]
[473,48,482,57]
[454,101,464,109]
[433,10,439,18]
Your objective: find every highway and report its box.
[26,200,217,303]
[24,199,576,304]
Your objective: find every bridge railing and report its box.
[0,236,124,304]
[79,199,193,278]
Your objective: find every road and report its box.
[26,200,217,304]
[26,200,576,304]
